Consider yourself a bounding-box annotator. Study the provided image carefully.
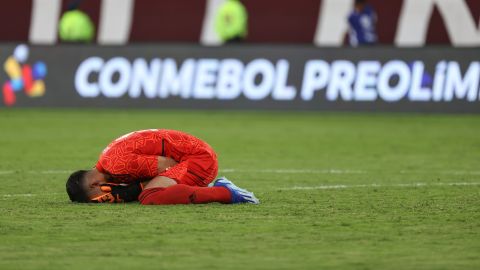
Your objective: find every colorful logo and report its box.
[2,44,47,106]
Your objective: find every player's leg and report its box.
[182,157,259,204]
[140,152,258,204]
[138,175,259,205]
[158,153,218,187]
[139,175,230,204]
[180,153,219,187]
[139,184,232,205]
[212,176,260,204]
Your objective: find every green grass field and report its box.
[0,109,479,270]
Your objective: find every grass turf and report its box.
[0,109,479,270]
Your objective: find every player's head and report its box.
[66,169,107,202]
[355,0,367,6]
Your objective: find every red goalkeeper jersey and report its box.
[95,129,218,186]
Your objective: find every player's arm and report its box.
[139,157,178,189]
[103,153,177,179]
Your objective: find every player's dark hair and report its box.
[66,170,90,203]
[355,0,367,5]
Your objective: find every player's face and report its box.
[84,170,109,201]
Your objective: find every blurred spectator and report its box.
[58,0,95,43]
[348,0,377,47]
[215,0,248,43]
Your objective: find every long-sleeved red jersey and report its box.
[95,129,218,186]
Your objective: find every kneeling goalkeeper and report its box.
[66,129,259,205]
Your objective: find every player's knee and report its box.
[139,185,193,205]
[138,188,161,205]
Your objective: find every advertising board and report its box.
[1,44,478,112]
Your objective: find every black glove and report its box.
[91,182,143,203]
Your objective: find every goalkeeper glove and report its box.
[90,182,143,203]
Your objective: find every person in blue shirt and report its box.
[348,0,378,47]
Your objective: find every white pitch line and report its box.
[1,182,478,198]
[38,170,73,174]
[0,169,366,175]
[0,170,74,175]
[399,170,480,175]
[220,169,480,175]
[220,168,366,174]
[1,192,63,198]
[1,169,480,176]
[281,182,480,190]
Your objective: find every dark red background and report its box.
[0,0,479,44]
